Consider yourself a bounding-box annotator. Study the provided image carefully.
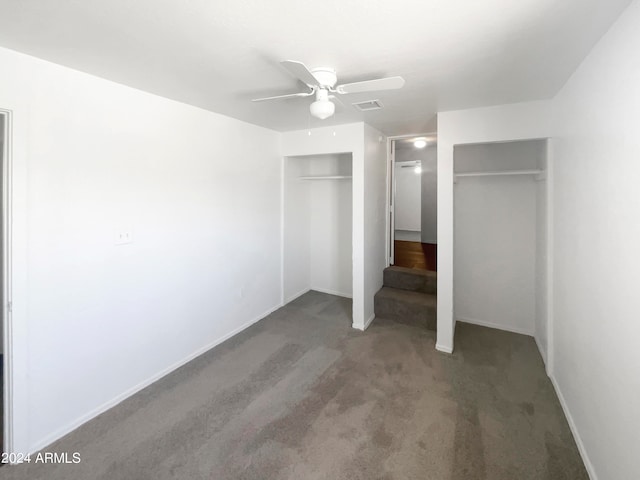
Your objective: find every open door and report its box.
[388,139,396,265]
[387,134,438,271]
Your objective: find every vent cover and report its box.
[352,100,383,111]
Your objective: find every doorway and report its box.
[0,112,5,455]
[387,134,437,271]
[0,109,10,456]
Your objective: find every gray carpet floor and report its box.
[2,291,587,479]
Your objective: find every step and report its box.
[374,287,437,330]
[383,266,437,294]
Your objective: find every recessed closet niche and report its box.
[283,153,353,317]
[453,139,548,356]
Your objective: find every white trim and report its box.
[436,343,453,354]
[28,301,283,454]
[280,156,286,306]
[0,102,29,455]
[545,138,555,376]
[353,312,375,331]
[456,317,535,337]
[1,108,13,456]
[385,132,437,267]
[549,375,597,480]
[534,334,547,367]
[386,137,395,266]
[309,287,352,299]
[284,288,311,305]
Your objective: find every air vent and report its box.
[352,100,383,111]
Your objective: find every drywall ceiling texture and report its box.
[0,0,632,135]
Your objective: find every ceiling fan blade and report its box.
[281,60,320,87]
[251,91,314,102]
[336,76,405,94]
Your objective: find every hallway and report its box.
[393,240,437,271]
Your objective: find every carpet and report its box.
[2,291,587,479]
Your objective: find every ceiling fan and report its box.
[252,60,405,120]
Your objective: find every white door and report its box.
[389,140,396,265]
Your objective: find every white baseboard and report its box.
[284,288,311,304]
[534,334,548,368]
[394,230,422,242]
[309,287,352,299]
[549,375,597,480]
[456,316,535,337]
[353,313,376,331]
[436,343,453,354]
[28,302,283,455]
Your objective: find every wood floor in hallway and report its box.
[393,240,437,271]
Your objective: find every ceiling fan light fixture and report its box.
[310,99,335,119]
[253,60,405,121]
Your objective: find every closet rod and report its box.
[298,175,352,180]
[455,169,543,178]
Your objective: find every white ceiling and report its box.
[0,0,631,135]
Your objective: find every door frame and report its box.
[0,108,13,454]
[385,133,436,266]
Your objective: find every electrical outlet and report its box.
[115,231,133,245]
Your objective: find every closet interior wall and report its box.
[453,140,547,357]
[283,153,353,306]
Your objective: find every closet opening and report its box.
[283,152,353,324]
[453,139,549,362]
[387,134,437,271]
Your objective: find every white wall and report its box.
[283,154,353,300]
[394,162,422,232]
[309,155,353,297]
[550,1,640,478]
[437,100,554,353]
[0,47,282,454]
[363,124,387,329]
[282,123,366,327]
[283,157,310,302]
[454,141,546,336]
[439,3,640,477]
[395,143,437,244]
[535,149,548,364]
[420,145,438,244]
